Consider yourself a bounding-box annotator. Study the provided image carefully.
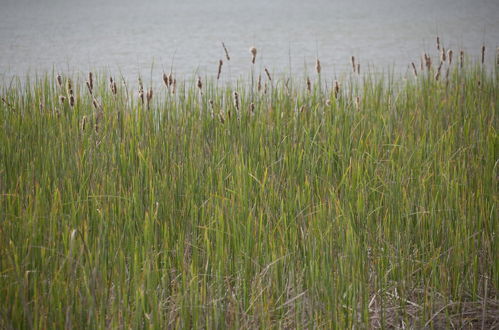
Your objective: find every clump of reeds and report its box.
[250,47,257,64]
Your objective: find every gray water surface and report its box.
[1,0,498,82]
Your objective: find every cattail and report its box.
[66,79,72,94]
[440,48,446,62]
[357,63,360,75]
[222,42,230,61]
[250,47,257,64]
[447,49,453,65]
[217,59,223,80]
[138,78,144,104]
[460,50,464,69]
[208,99,214,117]
[420,55,425,71]
[88,72,93,91]
[496,47,499,66]
[306,77,311,93]
[197,76,203,90]
[264,68,272,81]
[168,74,174,86]
[257,74,262,91]
[435,61,443,80]
[334,80,340,99]
[436,36,440,51]
[81,116,87,131]
[86,81,93,95]
[163,72,170,88]
[411,62,418,77]
[172,78,177,94]
[146,88,153,109]
[39,102,44,112]
[59,95,66,104]
[69,94,75,107]
[92,97,102,111]
[351,56,356,73]
[233,91,239,111]
[424,53,432,71]
[110,77,117,95]
[315,59,321,74]
[56,74,63,88]
[249,102,255,114]
[481,45,485,64]
[264,82,268,94]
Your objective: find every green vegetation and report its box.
[1,52,497,328]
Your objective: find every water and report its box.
[1,0,498,83]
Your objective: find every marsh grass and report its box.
[0,49,498,329]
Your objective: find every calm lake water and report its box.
[1,0,498,83]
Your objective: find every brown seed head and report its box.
[250,47,257,64]
[222,42,230,61]
[315,59,321,74]
[264,68,272,81]
[217,59,223,80]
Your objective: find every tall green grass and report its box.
[0,52,497,328]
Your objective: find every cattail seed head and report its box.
[447,50,453,65]
[264,68,272,81]
[197,76,203,90]
[436,36,440,51]
[351,56,356,73]
[146,88,153,108]
[315,59,321,74]
[250,47,257,64]
[306,77,311,93]
[441,47,446,62]
[163,73,169,87]
[481,45,486,64]
[357,63,360,75]
[66,79,72,94]
[69,94,75,107]
[233,91,239,111]
[110,78,117,95]
[86,81,93,95]
[460,50,464,69]
[411,62,418,77]
[168,74,174,86]
[59,95,66,104]
[355,96,361,110]
[88,72,93,91]
[56,74,63,88]
[222,42,230,61]
[81,115,87,131]
[435,61,443,80]
[249,102,255,114]
[334,80,340,99]
[257,74,262,91]
[172,78,177,94]
[217,59,223,80]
